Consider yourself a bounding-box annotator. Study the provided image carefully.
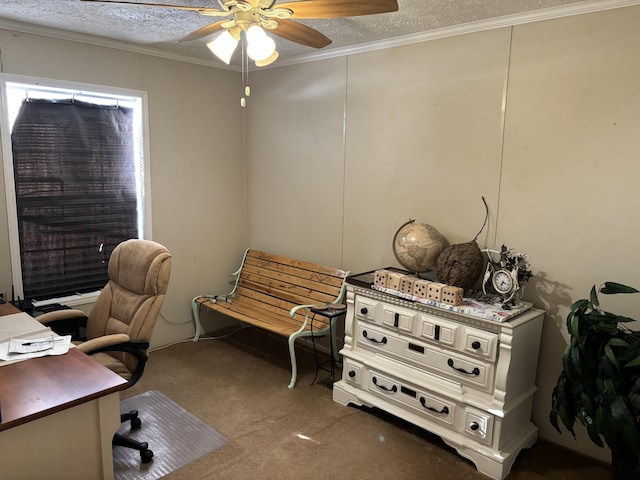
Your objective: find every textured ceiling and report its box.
[0,0,634,68]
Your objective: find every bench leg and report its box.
[287,335,299,389]
[191,297,203,342]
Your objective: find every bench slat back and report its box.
[238,249,346,320]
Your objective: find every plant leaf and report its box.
[600,282,639,295]
[570,299,589,314]
[625,355,640,368]
[570,312,580,338]
[582,408,604,447]
[550,375,577,437]
[604,344,619,368]
[590,285,600,308]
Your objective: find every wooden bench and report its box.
[192,249,349,389]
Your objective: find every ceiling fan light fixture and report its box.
[255,50,279,67]
[245,25,276,61]
[245,24,266,43]
[207,30,238,64]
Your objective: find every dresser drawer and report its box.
[381,303,418,333]
[356,323,495,392]
[419,312,498,361]
[461,325,498,361]
[355,296,378,323]
[355,297,420,334]
[463,406,495,446]
[342,358,364,387]
[419,314,460,348]
[356,295,499,362]
[365,368,495,447]
[367,369,457,427]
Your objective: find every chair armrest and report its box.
[79,334,151,387]
[36,309,88,340]
[37,309,87,325]
[77,333,131,353]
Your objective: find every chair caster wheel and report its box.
[131,417,142,429]
[140,447,154,463]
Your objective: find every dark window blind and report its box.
[11,98,138,300]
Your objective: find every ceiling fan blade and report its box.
[80,0,223,15]
[270,19,331,49]
[276,0,398,19]
[180,20,227,42]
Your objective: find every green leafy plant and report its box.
[550,282,640,476]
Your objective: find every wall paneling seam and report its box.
[493,26,514,249]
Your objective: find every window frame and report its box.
[0,73,153,305]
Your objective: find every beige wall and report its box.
[1,3,639,465]
[0,29,246,347]
[246,5,640,463]
[245,58,348,266]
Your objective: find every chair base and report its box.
[114,409,154,463]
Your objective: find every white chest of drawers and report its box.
[333,275,544,480]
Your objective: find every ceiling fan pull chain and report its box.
[241,34,247,108]
[244,33,250,99]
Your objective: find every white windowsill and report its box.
[32,290,101,308]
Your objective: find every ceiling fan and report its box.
[81,0,399,66]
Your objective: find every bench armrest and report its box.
[290,304,316,330]
[290,304,315,317]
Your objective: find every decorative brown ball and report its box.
[436,240,484,293]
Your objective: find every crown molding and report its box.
[0,17,230,70]
[1,0,639,71]
[272,0,640,68]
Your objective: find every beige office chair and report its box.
[37,239,171,463]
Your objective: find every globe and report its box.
[393,220,446,273]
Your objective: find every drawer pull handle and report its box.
[420,397,449,415]
[470,422,480,431]
[447,358,480,376]
[360,307,368,315]
[348,370,356,378]
[471,341,481,350]
[394,312,400,327]
[363,330,387,344]
[372,376,397,393]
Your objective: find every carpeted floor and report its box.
[114,390,228,480]
[122,327,613,480]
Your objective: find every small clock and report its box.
[482,262,520,304]
[491,269,514,295]
[482,245,531,307]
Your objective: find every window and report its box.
[0,75,151,303]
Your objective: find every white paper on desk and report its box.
[0,312,51,343]
[9,335,72,354]
[0,334,72,362]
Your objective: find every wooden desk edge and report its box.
[0,348,128,431]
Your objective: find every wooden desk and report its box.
[0,300,19,317]
[0,302,128,480]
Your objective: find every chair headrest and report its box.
[108,239,171,296]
